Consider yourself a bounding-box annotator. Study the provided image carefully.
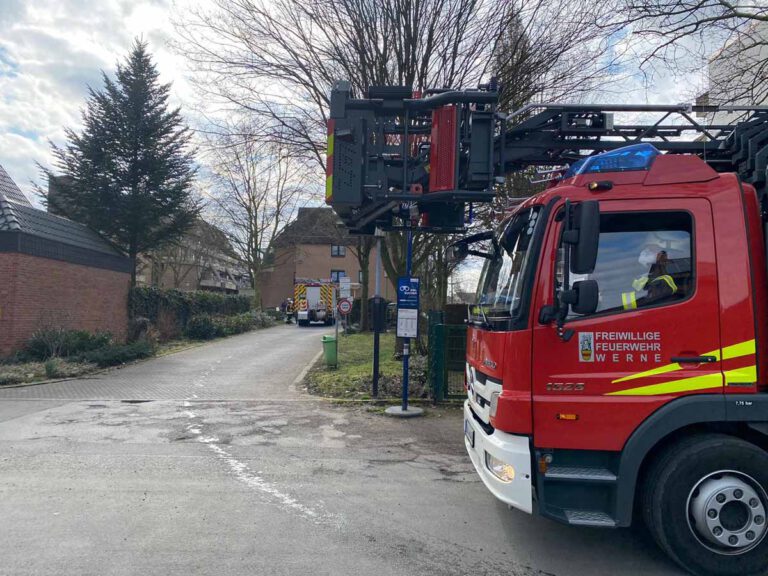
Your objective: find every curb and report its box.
[297,350,462,407]
[290,349,324,394]
[0,340,209,390]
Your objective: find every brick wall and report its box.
[0,252,131,357]
[260,247,296,309]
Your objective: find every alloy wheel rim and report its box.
[686,470,768,555]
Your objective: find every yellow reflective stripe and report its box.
[612,361,684,384]
[327,133,334,157]
[656,274,677,292]
[621,292,637,310]
[325,174,333,200]
[722,339,756,361]
[725,365,757,386]
[612,339,756,385]
[606,372,722,396]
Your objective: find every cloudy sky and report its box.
[0,0,703,206]
[0,0,199,203]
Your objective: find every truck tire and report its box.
[642,433,768,576]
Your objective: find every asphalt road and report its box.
[0,324,682,576]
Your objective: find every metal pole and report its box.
[334,284,339,367]
[402,229,413,411]
[372,233,383,398]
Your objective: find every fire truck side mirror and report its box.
[568,201,600,274]
[449,242,469,262]
[570,280,599,315]
[447,230,494,262]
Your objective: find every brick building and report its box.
[0,165,131,357]
[135,219,251,295]
[260,207,395,308]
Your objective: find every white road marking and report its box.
[180,407,337,526]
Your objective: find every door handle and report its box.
[670,355,718,364]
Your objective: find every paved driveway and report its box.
[0,325,681,575]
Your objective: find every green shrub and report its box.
[185,314,219,340]
[185,312,262,340]
[218,313,254,336]
[263,308,282,320]
[78,340,155,368]
[44,359,61,378]
[24,329,113,360]
[0,373,23,386]
[250,311,276,329]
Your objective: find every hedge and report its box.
[129,287,252,334]
[185,311,276,340]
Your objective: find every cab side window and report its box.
[561,211,693,317]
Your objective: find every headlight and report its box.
[489,391,500,417]
[485,452,515,483]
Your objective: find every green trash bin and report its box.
[322,335,337,367]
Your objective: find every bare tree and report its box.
[175,0,619,310]
[607,1,768,105]
[205,123,309,308]
[177,0,619,167]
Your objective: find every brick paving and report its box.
[0,324,325,401]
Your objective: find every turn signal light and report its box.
[489,392,500,417]
[538,453,553,474]
[588,180,613,191]
[557,413,579,421]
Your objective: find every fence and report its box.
[428,311,467,401]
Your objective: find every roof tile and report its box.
[0,165,122,256]
[0,164,31,206]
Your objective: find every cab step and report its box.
[563,509,617,527]
[544,465,617,483]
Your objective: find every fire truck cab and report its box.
[461,143,768,576]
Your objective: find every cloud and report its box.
[0,0,198,201]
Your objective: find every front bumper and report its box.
[464,401,533,514]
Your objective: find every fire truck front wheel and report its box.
[642,433,768,576]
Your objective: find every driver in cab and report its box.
[621,244,678,310]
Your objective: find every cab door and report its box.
[531,198,721,451]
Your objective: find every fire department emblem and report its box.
[579,332,594,362]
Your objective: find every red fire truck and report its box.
[327,82,768,575]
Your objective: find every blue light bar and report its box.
[564,143,660,178]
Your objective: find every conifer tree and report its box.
[45,40,199,285]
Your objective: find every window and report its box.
[558,211,693,317]
[475,206,542,319]
[331,245,346,257]
[331,270,347,282]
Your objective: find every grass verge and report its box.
[304,332,429,399]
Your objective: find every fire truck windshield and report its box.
[472,206,542,325]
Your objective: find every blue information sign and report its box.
[397,277,420,309]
